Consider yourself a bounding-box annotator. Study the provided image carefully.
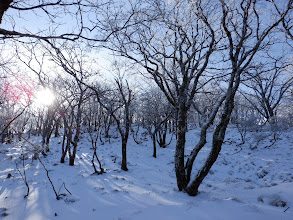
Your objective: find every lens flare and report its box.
[35,88,55,106]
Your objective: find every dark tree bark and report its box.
[175,106,189,191]
[103,0,292,196]
[156,121,169,148]
[0,0,12,24]
[121,137,128,171]
[68,84,86,166]
[152,134,156,158]
[184,0,292,196]
[105,0,216,190]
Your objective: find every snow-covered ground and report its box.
[0,127,292,220]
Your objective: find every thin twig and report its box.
[231,145,243,155]
[37,156,60,200]
[58,182,72,195]
[15,154,30,198]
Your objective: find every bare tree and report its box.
[112,79,133,171]
[50,48,89,166]
[139,87,173,157]
[21,42,91,165]
[105,0,218,191]
[43,41,132,170]
[0,70,34,142]
[104,0,292,195]
[41,105,57,152]
[88,129,105,175]
[182,0,292,196]
[96,76,134,171]
[241,57,293,124]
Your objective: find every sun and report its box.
[35,88,55,106]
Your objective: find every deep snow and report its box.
[0,127,292,220]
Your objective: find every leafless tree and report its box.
[139,87,173,157]
[241,57,293,124]
[182,0,292,196]
[48,45,90,165]
[0,69,33,142]
[114,79,133,171]
[105,0,219,191]
[88,129,105,175]
[97,76,134,171]
[104,0,292,195]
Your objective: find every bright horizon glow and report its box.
[34,88,55,106]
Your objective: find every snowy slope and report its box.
[0,127,292,220]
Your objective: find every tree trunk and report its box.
[185,86,236,196]
[0,0,13,24]
[185,138,223,196]
[60,153,66,163]
[60,124,67,163]
[61,128,72,163]
[69,126,80,166]
[157,122,168,148]
[175,107,188,191]
[121,137,128,171]
[60,139,70,163]
[152,133,157,158]
[1,128,8,143]
[69,155,75,166]
[54,119,60,137]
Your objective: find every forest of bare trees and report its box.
[1,0,293,197]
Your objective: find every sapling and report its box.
[15,146,30,198]
[88,130,105,175]
[18,134,70,200]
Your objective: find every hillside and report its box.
[0,127,292,220]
